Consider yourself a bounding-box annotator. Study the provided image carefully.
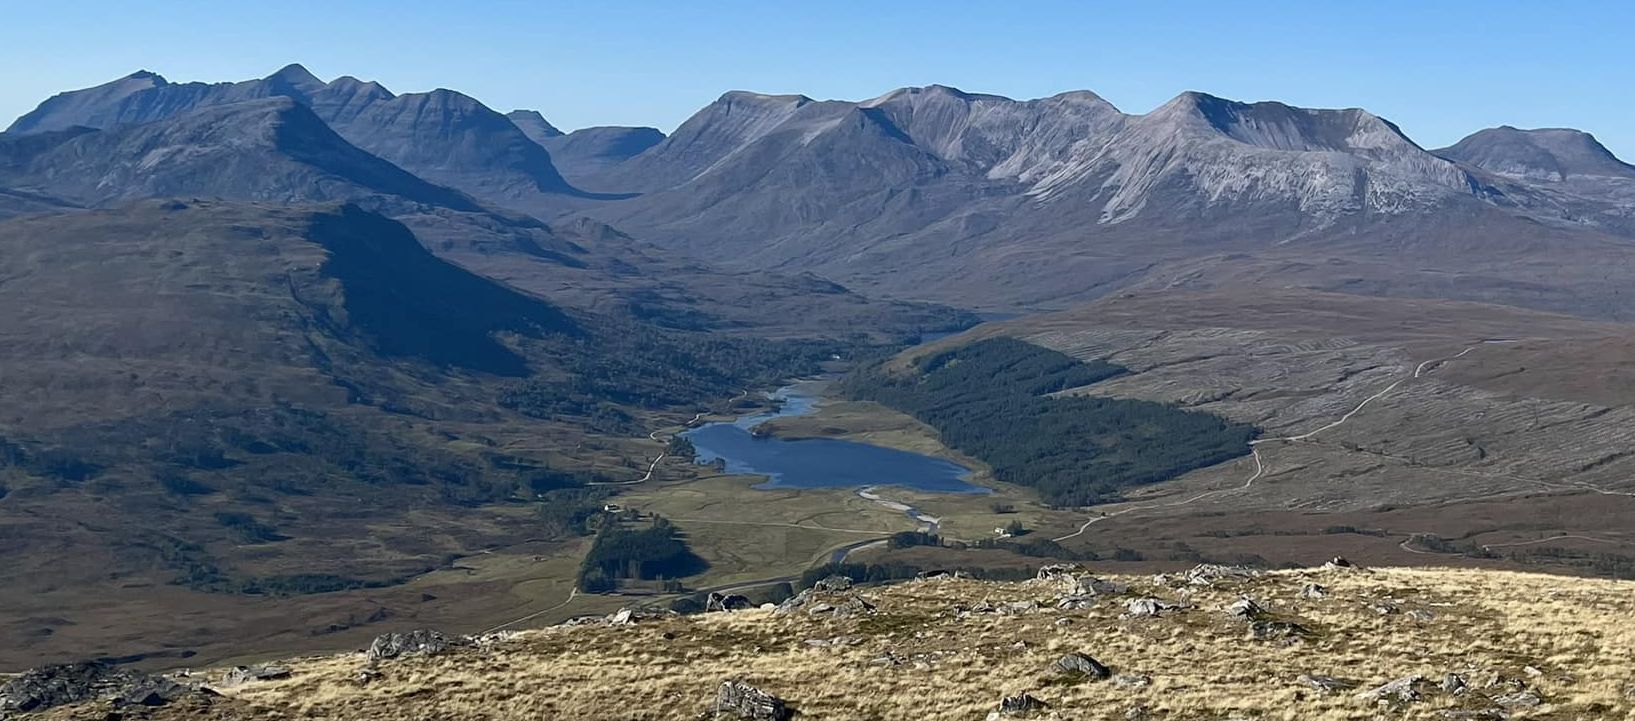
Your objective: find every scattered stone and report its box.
[1407,609,1436,622]
[1183,563,1260,586]
[1250,619,1314,642]
[1369,601,1400,616]
[217,665,291,687]
[1053,618,1074,627]
[1522,665,1543,678]
[706,680,791,721]
[1035,564,1083,584]
[1323,557,1355,569]
[987,693,1048,720]
[813,575,853,592]
[998,601,1041,615]
[1298,674,1357,693]
[1494,690,1541,708]
[608,608,636,626]
[0,662,203,715]
[365,629,467,662]
[1226,597,1265,620]
[803,636,861,648]
[706,592,755,613]
[1056,596,1095,611]
[1070,575,1128,596]
[1112,674,1152,688]
[773,589,812,615]
[1441,673,1467,695]
[915,569,954,581]
[1300,583,1327,600]
[1124,598,1180,618]
[1124,705,1151,720]
[1354,675,1425,705]
[1052,652,1111,680]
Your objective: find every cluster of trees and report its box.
[536,487,614,538]
[577,517,707,593]
[843,337,1256,506]
[140,533,411,595]
[798,561,1037,589]
[504,327,850,428]
[666,435,697,461]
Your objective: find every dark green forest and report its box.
[843,337,1256,506]
[577,517,708,592]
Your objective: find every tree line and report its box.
[842,337,1256,507]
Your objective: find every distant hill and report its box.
[8,64,582,206]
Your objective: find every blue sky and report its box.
[4,1,1632,157]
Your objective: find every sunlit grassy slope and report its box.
[59,566,1635,720]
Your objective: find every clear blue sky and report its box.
[4,0,1632,158]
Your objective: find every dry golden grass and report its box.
[51,566,1635,720]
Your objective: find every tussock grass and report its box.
[60,567,1635,720]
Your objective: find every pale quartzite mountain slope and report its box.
[7,65,583,206]
[574,85,1635,318]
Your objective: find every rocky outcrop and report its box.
[365,629,468,662]
[987,693,1049,720]
[1052,652,1111,680]
[706,592,755,613]
[706,680,791,721]
[0,662,205,716]
[217,665,291,687]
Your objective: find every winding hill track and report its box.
[1053,346,1479,542]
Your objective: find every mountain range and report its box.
[4,63,1635,672]
[12,65,1635,322]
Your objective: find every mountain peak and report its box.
[122,69,167,85]
[1147,91,1413,155]
[507,109,564,145]
[264,63,323,89]
[1437,126,1635,182]
[717,90,814,107]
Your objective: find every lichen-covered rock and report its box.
[812,575,853,592]
[217,665,291,688]
[1183,563,1260,586]
[1355,675,1426,704]
[987,693,1049,720]
[707,680,791,721]
[1123,597,1180,617]
[706,592,755,613]
[1052,652,1111,679]
[365,629,466,661]
[1250,619,1315,642]
[1298,674,1357,693]
[1226,597,1265,620]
